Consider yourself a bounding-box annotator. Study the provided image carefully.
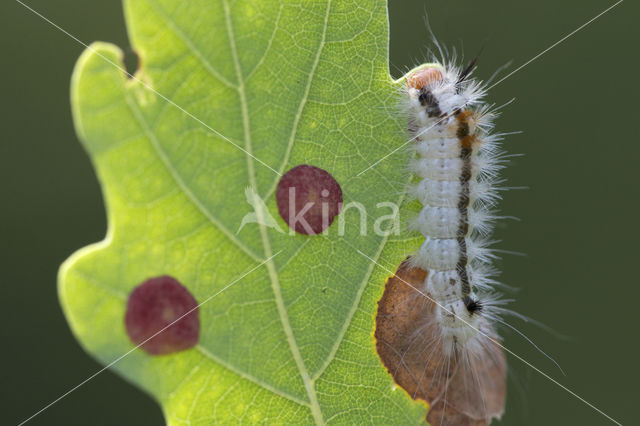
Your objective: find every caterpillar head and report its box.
[406,64,444,90]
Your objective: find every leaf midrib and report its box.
[124,0,372,422]
[118,19,321,416]
[222,0,329,423]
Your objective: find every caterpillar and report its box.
[406,61,503,355]
[404,60,509,424]
[375,58,510,425]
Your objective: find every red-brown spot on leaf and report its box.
[276,164,342,234]
[125,275,199,355]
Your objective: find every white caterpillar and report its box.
[406,61,504,353]
[393,60,510,425]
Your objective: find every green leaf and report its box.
[61,0,425,423]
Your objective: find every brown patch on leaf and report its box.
[375,262,506,425]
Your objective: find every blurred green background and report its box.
[1,0,636,424]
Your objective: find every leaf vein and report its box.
[263,1,334,202]
[312,185,411,381]
[122,88,263,264]
[223,0,333,423]
[144,0,238,90]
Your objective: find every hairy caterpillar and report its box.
[407,59,508,423]
[376,57,510,425]
[406,60,503,354]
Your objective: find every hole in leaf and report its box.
[276,164,343,235]
[123,48,140,79]
[374,261,506,425]
[125,275,199,355]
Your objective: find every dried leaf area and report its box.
[375,263,506,425]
